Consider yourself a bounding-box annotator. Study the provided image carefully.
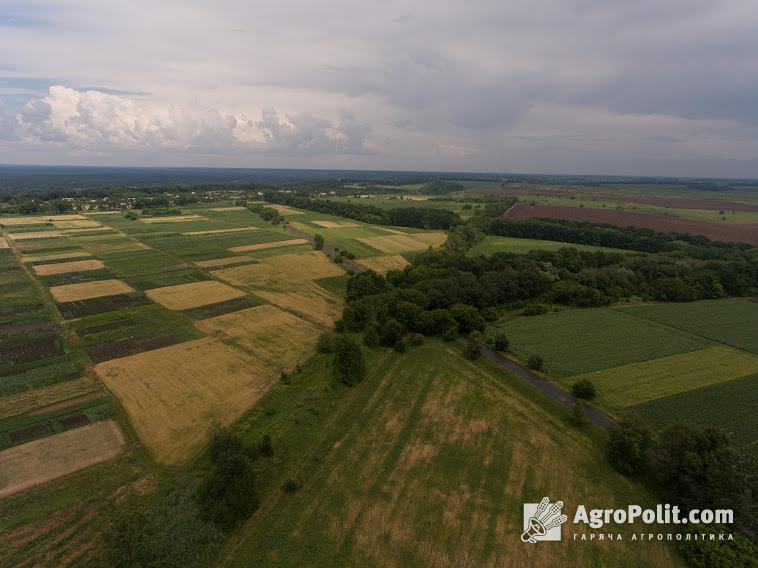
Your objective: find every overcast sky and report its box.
[1,0,757,177]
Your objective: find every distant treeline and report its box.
[262,192,461,230]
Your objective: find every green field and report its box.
[224,341,680,567]
[617,299,758,354]
[468,235,631,256]
[492,308,706,378]
[631,373,758,452]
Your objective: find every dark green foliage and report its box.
[283,479,300,493]
[333,254,344,264]
[380,319,405,347]
[419,180,464,194]
[332,335,366,386]
[123,211,138,220]
[522,303,549,316]
[572,379,597,400]
[394,339,407,353]
[464,331,483,360]
[607,419,656,476]
[571,401,587,428]
[141,207,181,216]
[103,481,222,568]
[197,432,259,531]
[258,434,274,457]
[677,525,758,568]
[313,233,325,249]
[363,326,380,348]
[442,324,458,341]
[450,304,485,334]
[481,307,499,321]
[492,331,509,352]
[316,331,337,353]
[408,333,424,346]
[528,354,543,370]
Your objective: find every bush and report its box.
[571,401,587,428]
[442,324,458,341]
[316,331,337,353]
[363,326,380,348]
[283,479,300,493]
[464,331,483,360]
[522,303,548,316]
[606,419,655,476]
[332,336,366,386]
[394,339,407,353]
[258,434,273,457]
[481,307,499,322]
[123,211,138,220]
[380,319,405,347]
[408,333,424,346]
[492,331,509,352]
[333,254,344,264]
[572,379,596,400]
[527,355,543,370]
[313,233,325,250]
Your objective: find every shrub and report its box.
[571,401,587,428]
[442,324,459,341]
[123,211,138,220]
[363,325,380,348]
[527,355,543,370]
[492,331,509,352]
[332,336,366,386]
[380,319,405,347]
[316,331,337,353]
[606,419,655,476]
[283,479,300,493]
[394,339,407,352]
[313,234,325,250]
[464,331,483,360]
[572,379,596,400]
[481,307,499,322]
[522,303,548,316]
[258,434,273,457]
[333,254,344,264]
[408,333,424,346]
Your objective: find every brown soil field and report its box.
[506,203,758,245]
[182,227,258,236]
[356,232,447,253]
[139,215,203,224]
[95,338,274,464]
[21,250,92,263]
[146,280,246,311]
[228,238,309,253]
[0,378,95,419]
[194,255,255,268]
[50,279,136,303]
[196,305,321,371]
[356,254,410,274]
[0,215,86,226]
[0,237,8,249]
[311,220,361,228]
[32,259,105,276]
[0,420,125,498]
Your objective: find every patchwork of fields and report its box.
[493,300,758,451]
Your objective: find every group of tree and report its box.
[247,203,283,224]
[261,192,460,230]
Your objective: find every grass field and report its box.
[492,308,706,378]
[469,236,632,256]
[617,299,758,354]
[225,341,680,567]
[571,345,758,409]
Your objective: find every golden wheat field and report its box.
[0,214,87,226]
[0,421,125,498]
[95,338,276,465]
[21,250,92,263]
[139,215,203,223]
[355,254,410,274]
[146,280,247,310]
[50,279,136,302]
[227,238,309,253]
[32,259,105,276]
[356,232,447,253]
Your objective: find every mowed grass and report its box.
[224,342,680,567]
[469,235,632,256]
[571,345,758,409]
[493,308,706,378]
[617,299,758,354]
[631,373,758,452]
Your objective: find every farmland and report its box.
[225,342,680,567]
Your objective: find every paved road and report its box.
[283,223,364,274]
[477,343,614,430]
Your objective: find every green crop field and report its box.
[631,373,758,452]
[617,299,758,354]
[224,341,680,567]
[468,235,631,256]
[492,308,706,378]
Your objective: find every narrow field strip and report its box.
[228,238,308,253]
[32,259,105,276]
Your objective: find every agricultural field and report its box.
[225,342,680,567]
[493,305,758,450]
[468,235,632,256]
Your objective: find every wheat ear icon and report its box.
[521,497,567,543]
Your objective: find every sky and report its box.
[1,0,757,177]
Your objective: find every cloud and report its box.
[15,86,370,156]
[0,100,18,139]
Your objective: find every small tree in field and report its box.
[528,354,544,371]
[571,401,587,428]
[492,331,509,352]
[332,336,366,386]
[464,331,483,360]
[316,331,337,353]
[313,234,325,250]
[572,379,596,400]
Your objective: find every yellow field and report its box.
[32,259,105,276]
[52,219,102,229]
[146,280,246,310]
[95,338,275,464]
[0,237,8,249]
[182,227,258,236]
[0,214,86,226]
[21,250,92,263]
[8,230,67,240]
[211,251,345,325]
[194,255,254,268]
[139,215,203,223]
[356,232,447,253]
[196,305,322,371]
[0,420,125,498]
[312,220,361,228]
[50,279,135,302]
[269,205,305,215]
[355,254,410,274]
[228,238,308,253]
[0,378,96,419]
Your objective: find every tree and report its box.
[363,325,380,348]
[606,419,655,476]
[492,331,509,352]
[332,336,366,386]
[316,331,337,353]
[123,211,138,220]
[465,331,483,360]
[380,319,405,347]
[572,379,596,400]
[528,355,543,371]
[313,233,325,250]
[258,434,273,457]
[442,324,459,341]
[677,524,758,568]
